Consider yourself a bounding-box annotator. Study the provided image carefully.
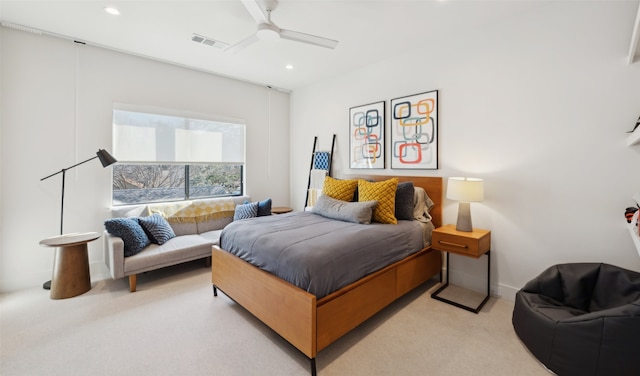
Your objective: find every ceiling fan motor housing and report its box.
[257,23,280,41]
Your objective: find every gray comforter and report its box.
[220,211,425,299]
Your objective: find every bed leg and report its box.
[213,285,218,297]
[310,358,316,376]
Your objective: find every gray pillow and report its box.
[312,194,377,224]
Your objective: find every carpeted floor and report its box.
[0,261,549,376]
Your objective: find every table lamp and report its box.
[447,177,484,232]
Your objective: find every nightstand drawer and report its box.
[431,225,491,258]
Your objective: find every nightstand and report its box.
[430,224,491,313]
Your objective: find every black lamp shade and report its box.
[96,149,117,167]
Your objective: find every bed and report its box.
[211,175,443,375]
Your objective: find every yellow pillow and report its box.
[358,178,398,224]
[322,176,358,202]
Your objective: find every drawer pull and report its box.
[439,240,468,248]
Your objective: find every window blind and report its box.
[112,104,245,164]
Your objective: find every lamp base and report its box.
[456,202,473,232]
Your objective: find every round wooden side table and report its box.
[271,206,293,214]
[39,232,101,299]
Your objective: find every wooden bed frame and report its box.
[211,176,443,375]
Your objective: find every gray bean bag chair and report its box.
[512,263,640,376]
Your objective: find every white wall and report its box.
[0,27,290,292]
[290,1,640,300]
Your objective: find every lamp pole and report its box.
[40,155,99,235]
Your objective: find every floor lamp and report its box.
[40,149,117,290]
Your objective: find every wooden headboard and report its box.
[344,175,443,228]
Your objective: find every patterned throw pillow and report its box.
[137,214,176,245]
[234,201,259,220]
[244,198,272,216]
[104,218,151,257]
[358,178,399,224]
[322,176,358,202]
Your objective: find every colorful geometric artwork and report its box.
[390,90,438,170]
[349,101,385,169]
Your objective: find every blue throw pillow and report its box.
[137,214,176,245]
[257,198,272,216]
[234,202,258,220]
[243,198,272,216]
[104,218,150,257]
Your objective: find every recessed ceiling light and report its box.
[285,64,294,70]
[104,7,120,16]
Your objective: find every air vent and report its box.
[191,33,228,50]
[1,22,43,35]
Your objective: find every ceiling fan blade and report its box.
[240,0,269,24]
[279,29,338,49]
[225,34,259,54]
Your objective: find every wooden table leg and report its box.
[50,244,91,299]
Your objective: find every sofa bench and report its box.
[104,195,249,292]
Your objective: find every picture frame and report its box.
[349,101,385,169]
[390,90,438,169]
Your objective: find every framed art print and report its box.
[349,101,385,169]
[390,90,438,169]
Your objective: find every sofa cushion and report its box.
[189,198,236,222]
[137,214,176,245]
[104,218,150,257]
[192,198,236,233]
[197,217,234,234]
[199,229,223,245]
[123,234,214,274]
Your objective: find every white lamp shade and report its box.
[447,177,484,202]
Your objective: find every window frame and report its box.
[111,104,245,206]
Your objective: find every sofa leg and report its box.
[129,274,137,292]
[205,256,211,267]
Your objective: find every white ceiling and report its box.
[1,0,549,91]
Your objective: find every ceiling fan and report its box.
[226,0,339,53]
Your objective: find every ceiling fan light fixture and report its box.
[256,24,280,41]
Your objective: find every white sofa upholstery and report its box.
[104,195,249,292]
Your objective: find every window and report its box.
[112,104,245,205]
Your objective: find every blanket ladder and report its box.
[304,134,336,209]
